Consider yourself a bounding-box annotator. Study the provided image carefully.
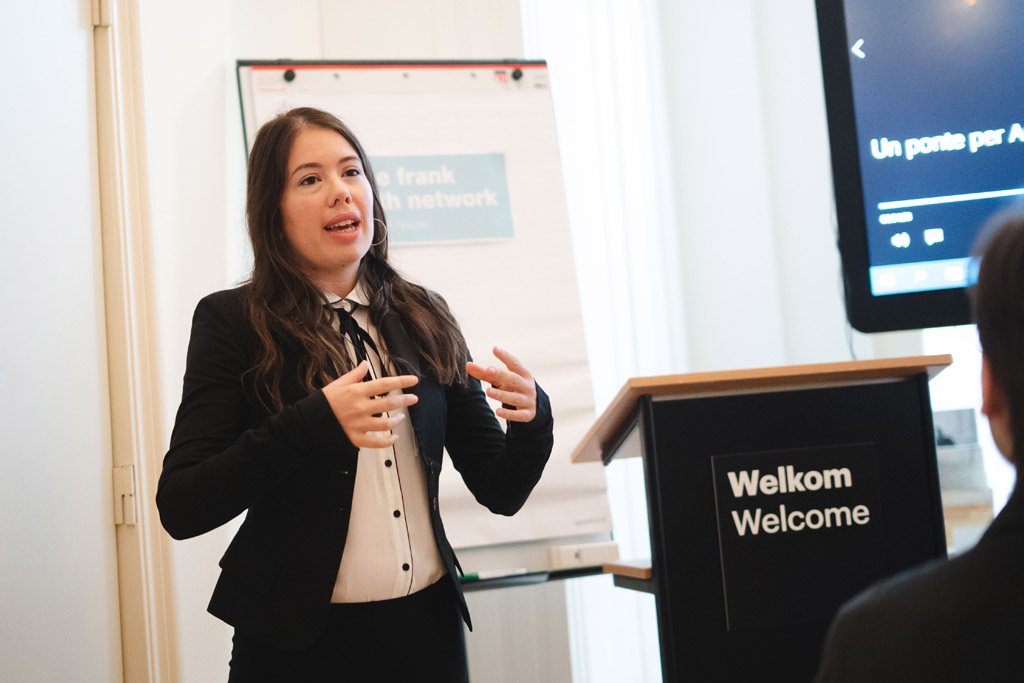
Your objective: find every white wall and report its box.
[659,0,846,372]
[0,1,123,681]
[659,0,918,371]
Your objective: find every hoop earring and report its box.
[372,217,388,247]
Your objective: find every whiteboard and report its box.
[237,61,611,564]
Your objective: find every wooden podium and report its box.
[573,356,952,682]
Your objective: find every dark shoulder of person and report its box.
[195,284,251,321]
[819,540,1024,682]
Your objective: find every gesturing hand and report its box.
[322,361,419,449]
[466,346,538,423]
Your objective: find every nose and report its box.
[328,176,351,205]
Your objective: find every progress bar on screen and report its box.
[879,187,1024,211]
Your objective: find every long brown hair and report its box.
[245,107,467,411]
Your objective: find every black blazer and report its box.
[157,286,553,650]
[814,482,1024,682]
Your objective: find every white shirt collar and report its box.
[323,281,371,310]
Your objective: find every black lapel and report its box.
[378,312,422,376]
[378,313,437,455]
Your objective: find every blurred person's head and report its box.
[972,212,1024,465]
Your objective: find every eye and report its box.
[298,175,319,186]
[343,168,362,177]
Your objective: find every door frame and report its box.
[93,0,178,680]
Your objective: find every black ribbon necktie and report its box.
[334,303,388,417]
[336,304,364,365]
[334,302,384,376]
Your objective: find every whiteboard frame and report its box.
[234,59,614,575]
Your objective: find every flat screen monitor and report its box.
[816,0,1024,332]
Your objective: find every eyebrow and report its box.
[289,155,362,179]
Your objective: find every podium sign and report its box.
[711,443,883,631]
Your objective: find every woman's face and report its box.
[280,126,374,295]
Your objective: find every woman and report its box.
[156,107,554,681]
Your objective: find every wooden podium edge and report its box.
[604,559,653,579]
[604,559,656,594]
[571,354,953,464]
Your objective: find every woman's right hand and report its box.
[322,361,419,449]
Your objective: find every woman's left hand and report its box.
[466,346,538,423]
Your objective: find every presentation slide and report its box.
[843,0,1024,296]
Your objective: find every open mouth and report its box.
[324,218,358,232]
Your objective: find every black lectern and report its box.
[573,356,952,682]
